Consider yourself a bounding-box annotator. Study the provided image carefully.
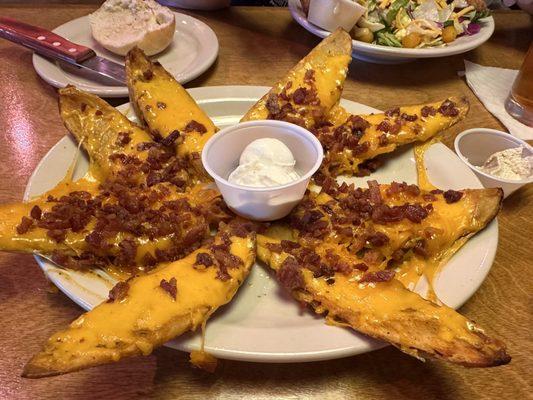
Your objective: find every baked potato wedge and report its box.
[126,47,216,181]
[241,28,352,130]
[277,179,502,285]
[0,88,230,273]
[257,233,510,367]
[23,221,256,378]
[59,86,154,182]
[316,97,470,176]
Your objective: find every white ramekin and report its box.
[454,128,533,198]
[307,0,366,32]
[201,120,324,221]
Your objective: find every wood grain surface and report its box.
[0,4,531,400]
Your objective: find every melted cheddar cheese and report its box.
[23,233,256,377]
[241,29,352,128]
[126,47,217,160]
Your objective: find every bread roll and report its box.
[89,0,176,56]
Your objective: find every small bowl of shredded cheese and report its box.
[455,128,533,198]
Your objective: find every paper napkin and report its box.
[462,60,533,141]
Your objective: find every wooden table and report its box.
[0,4,531,399]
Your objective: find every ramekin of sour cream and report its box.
[454,128,533,198]
[201,120,323,221]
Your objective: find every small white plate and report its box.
[32,13,218,97]
[288,0,495,64]
[24,86,498,362]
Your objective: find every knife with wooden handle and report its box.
[0,16,126,84]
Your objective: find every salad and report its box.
[349,0,490,48]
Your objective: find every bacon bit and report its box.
[95,110,103,116]
[359,270,395,283]
[145,105,152,112]
[142,252,157,268]
[443,190,463,203]
[336,225,354,238]
[363,249,383,265]
[378,134,389,147]
[266,243,283,253]
[405,184,421,197]
[143,69,154,80]
[367,180,383,205]
[389,121,402,135]
[160,130,181,147]
[84,230,105,249]
[47,229,66,243]
[30,205,42,220]
[277,256,304,290]
[377,120,391,133]
[160,277,177,300]
[352,141,370,155]
[326,278,335,285]
[80,103,87,112]
[430,189,443,195]
[16,216,33,234]
[184,120,207,134]
[353,262,369,271]
[367,231,389,247]
[195,252,214,267]
[107,281,129,303]
[372,204,405,224]
[438,100,459,117]
[391,248,405,262]
[292,88,309,105]
[423,193,437,202]
[116,239,137,267]
[385,107,400,117]
[265,93,281,115]
[304,69,316,84]
[404,204,429,223]
[413,239,429,258]
[116,131,131,146]
[157,101,167,110]
[281,240,301,251]
[421,106,436,117]
[401,113,418,122]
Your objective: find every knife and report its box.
[0,16,126,85]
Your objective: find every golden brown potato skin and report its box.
[23,224,256,378]
[256,181,509,368]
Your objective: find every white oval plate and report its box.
[288,0,494,64]
[32,13,218,97]
[24,86,497,362]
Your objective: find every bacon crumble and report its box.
[160,277,177,300]
[108,281,129,303]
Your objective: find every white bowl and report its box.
[288,0,495,64]
[201,120,324,221]
[454,128,533,198]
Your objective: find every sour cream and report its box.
[228,138,300,187]
[477,146,533,181]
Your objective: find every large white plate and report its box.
[24,86,498,362]
[288,0,494,64]
[32,13,218,97]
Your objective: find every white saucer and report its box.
[32,13,218,97]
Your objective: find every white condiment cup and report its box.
[307,0,366,32]
[454,128,533,198]
[202,120,324,221]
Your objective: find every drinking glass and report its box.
[505,42,533,127]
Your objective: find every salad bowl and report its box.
[289,0,494,64]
